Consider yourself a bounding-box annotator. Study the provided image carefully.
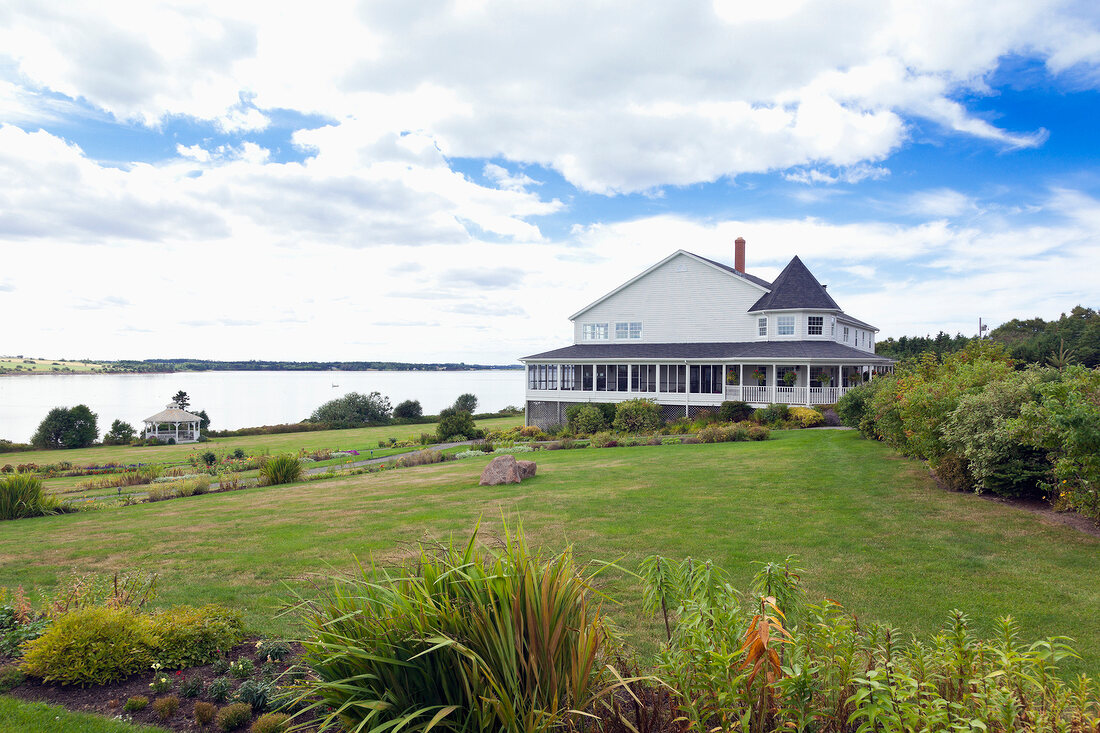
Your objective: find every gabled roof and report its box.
[522,340,894,363]
[749,256,841,312]
[143,405,202,423]
[838,313,878,331]
[569,249,770,321]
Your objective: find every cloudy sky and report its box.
[1,0,1099,364]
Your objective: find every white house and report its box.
[520,238,894,428]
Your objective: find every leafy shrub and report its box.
[123,696,149,712]
[208,676,234,703]
[259,455,302,486]
[756,403,790,426]
[254,638,291,662]
[590,431,617,448]
[718,401,754,423]
[435,407,481,442]
[152,694,180,720]
[293,526,613,733]
[229,658,255,679]
[195,701,216,726]
[250,712,290,733]
[150,673,171,692]
[612,398,663,433]
[474,440,495,453]
[181,674,204,698]
[232,448,246,459]
[20,606,156,685]
[103,420,136,445]
[787,406,825,428]
[747,425,769,441]
[0,665,25,693]
[216,702,254,731]
[698,424,751,443]
[452,393,479,413]
[392,399,423,419]
[0,474,62,521]
[149,604,244,669]
[236,679,275,712]
[31,405,98,449]
[565,403,609,434]
[310,391,392,428]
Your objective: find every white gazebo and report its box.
[143,404,202,444]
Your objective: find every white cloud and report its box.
[906,189,977,218]
[1,1,1096,192]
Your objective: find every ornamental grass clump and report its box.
[258,455,302,486]
[290,524,615,733]
[0,474,63,520]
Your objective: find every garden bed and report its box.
[5,637,305,732]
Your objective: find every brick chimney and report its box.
[734,237,746,273]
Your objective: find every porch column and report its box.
[805,363,811,405]
[769,364,776,403]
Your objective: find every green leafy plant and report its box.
[123,695,149,712]
[194,700,216,727]
[0,665,25,693]
[208,676,234,703]
[254,638,291,662]
[249,712,290,733]
[259,455,302,486]
[149,672,171,692]
[612,398,664,433]
[149,604,244,669]
[290,524,615,733]
[152,694,180,720]
[181,674,204,698]
[216,702,253,731]
[229,658,254,679]
[235,678,275,713]
[565,403,611,434]
[718,401,754,422]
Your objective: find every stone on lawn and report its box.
[479,454,522,485]
[517,460,537,479]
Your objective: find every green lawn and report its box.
[0,697,167,733]
[3,416,521,466]
[1,430,1097,674]
[0,357,107,374]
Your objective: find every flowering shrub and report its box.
[787,406,824,428]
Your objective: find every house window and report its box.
[527,365,556,390]
[808,316,823,335]
[843,326,849,342]
[831,317,836,336]
[616,321,642,339]
[660,365,686,393]
[617,364,629,391]
[561,365,575,390]
[777,366,798,387]
[582,323,608,340]
[581,365,593,390]
[689,364,723,394]
[758,317,767,336]
[596,364,607,391]
[778,316,795,336]
[631,364,656,392]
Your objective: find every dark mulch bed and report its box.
[5,636,309,732]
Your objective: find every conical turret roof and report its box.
[749,256,840,311]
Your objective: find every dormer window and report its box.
[615,321,642,339]
[777,315,795,336]
[808,316,823,335]
[582,323,608,341]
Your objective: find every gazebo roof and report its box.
[143,405,202,423]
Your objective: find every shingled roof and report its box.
[523,340,894,362]
[690,252,773,289]
[749,256,840,312]
[143,405,202,423]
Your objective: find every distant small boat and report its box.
[331,383,339,387]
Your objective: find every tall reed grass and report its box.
[290,525,615,733]
[259,455,302,486]
[0,474,63,520]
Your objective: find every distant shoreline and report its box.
[0,359,523,376]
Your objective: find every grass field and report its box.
[0,357,106,374]
[2,416,522,466]
[1,430,1097,674]
[0,698,167,733]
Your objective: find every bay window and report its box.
[778,316,795,336]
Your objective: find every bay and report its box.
[0,370,525,443]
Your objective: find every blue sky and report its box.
[1,1,1099,363]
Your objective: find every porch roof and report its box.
[522,340,894,363]
[143,406,202,424]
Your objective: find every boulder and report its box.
[479,454,522,485]
[517,460,537,479]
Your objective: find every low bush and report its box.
[718,400,754,423]
[254,638,291,662]
[293,526,613,733]
[392,399,423,419]
[435,408,481,442]
[236,678,275,712]
[216,702,254,731]
[664,416,693,434]
[149,604,244,669]
[394,449,445,468]
[229,658,255,679]
[194,701,216,726]
[250,712,290,733]
[152,694,180,720]
[565,403,612,434]
[20,606,156,685]
[590,431,617,448]
[0,665,25,693]
[123,696,149,712]
[747,425,769,441]
[698,423,752,443]
[208,676,233,703]
[181,674,204,698]
[0,474,63,521]
[259,455,302,486]
[787,406,825,428]
[474,440,495,453]
[612,398,663,433]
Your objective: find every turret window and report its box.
[808,316,823,335]
[777,316,795,336]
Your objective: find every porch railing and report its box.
[728,385,849,405]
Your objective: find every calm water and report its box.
[0,370,525,443]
